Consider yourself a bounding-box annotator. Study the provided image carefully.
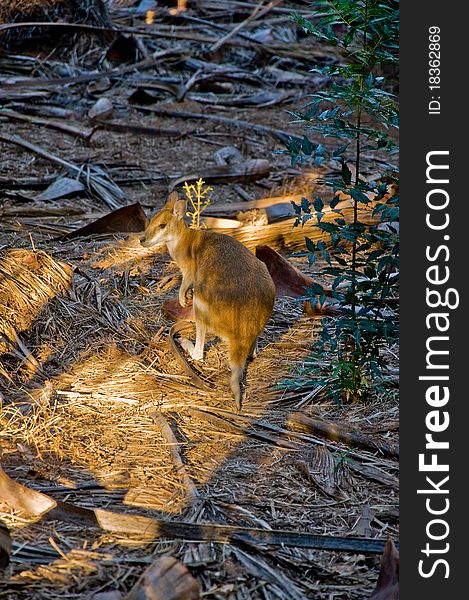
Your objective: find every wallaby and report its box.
[141,191,276,409]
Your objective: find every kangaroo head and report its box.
[141,191,187,247]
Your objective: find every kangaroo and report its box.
[141,192,276,409]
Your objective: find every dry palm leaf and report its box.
[0,249,73,354]
[0,133,127,209]
[296,444,355,497]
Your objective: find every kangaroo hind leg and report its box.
[180,320,206,361]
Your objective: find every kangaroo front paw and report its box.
[179,286,193,308]
[178,291,187,308]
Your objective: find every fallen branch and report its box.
[168,159,270,190]
[133,105,301,145]
[188,407,315,451]
[188,407,398,489]
[0,466,392,554]
[0,108,94,140]
[287,412,399,459]
[93,120,182,138]
[149,411,198,504]
[208,0,282,55]
[348,462,399,490]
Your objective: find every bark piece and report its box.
[370,537,399,599]
[296,445,354,497]
[61,202,147,239]
[0,466,57,518]
[35,176,85,201]
[88,97,114,121]
[125,556,200,600]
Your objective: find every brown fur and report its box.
[142,192,276,409]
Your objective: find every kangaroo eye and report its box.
[159,223,166,229]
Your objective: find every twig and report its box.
[0,132,85,174]
[0,108,94,141]
[176,67,204,102]
[149,412,198,503]
[134,105,301,144]
[0,48,184,90]
[208,0,282,55]
[288,412,399,459]
[187,407,301,450]
[93,120,182,138]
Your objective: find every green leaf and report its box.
[301,136,317,155]
[305,237,316,253]
[314,197,324,212]
[291,200,301,215]
[349,188,371,204]
[301,197,311,212]
[308,282,324,296]
[341,161,352,185]
[333,144,348,157]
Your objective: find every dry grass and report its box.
[0,229,398,599]
[0,248,72,350]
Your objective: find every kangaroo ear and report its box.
[165,190,179,209]
[173,199,187,219]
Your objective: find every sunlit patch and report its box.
[0,288,315,517]
[145,9,156,25]
[89,235,164,273]
[169,0,187,16]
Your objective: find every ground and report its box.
[0,2,399,598]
